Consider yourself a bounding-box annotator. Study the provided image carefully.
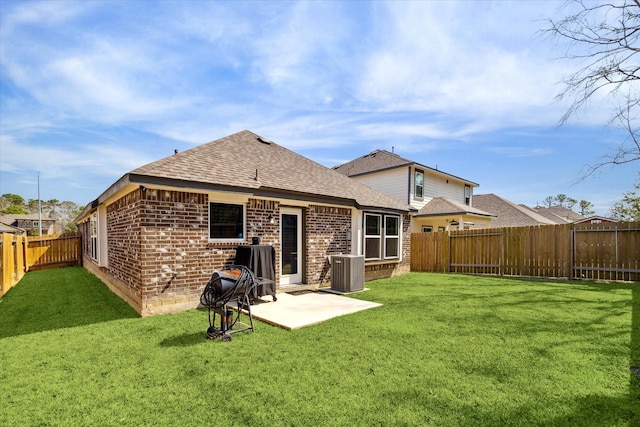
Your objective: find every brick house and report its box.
[76,130,414,316]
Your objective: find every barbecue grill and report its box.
[199,265,256,342]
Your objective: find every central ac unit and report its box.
[331,254,364,293]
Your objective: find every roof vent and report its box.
[257,136,272,145]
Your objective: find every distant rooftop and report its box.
[333,149,478,186]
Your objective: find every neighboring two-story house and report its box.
[0,214,56,235]
[333,150,494,231]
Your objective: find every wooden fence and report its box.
[411,222,640,282]
[0,232,82,297]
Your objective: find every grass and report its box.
[0,267,638,426]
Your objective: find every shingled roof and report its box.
[473,194,557,227]
[112,130,413,213]
[415,197,495,218]
[333,149,478,185]
[531,205,584,223]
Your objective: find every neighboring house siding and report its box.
[305,205,352,284]
[423,173,467,204]
[355,169,408,205]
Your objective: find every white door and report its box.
[280,207,302,284]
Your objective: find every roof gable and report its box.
[127,130,412,212]
[333,149,478,186]
[332,150,412,177]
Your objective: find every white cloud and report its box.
[354,1,600,131]
[0,133,153,179]
[1,0,635,207]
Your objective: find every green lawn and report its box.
[0,267,638,426]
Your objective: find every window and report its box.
[464,184,471,205]
[422,226,433,232]
[90,213,98,261]
[385,216,399,258]
[364,213,401,260]
[209,202,245,240]
[415,170,424,199]
[364,214,381,259]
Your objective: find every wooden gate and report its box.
[572,224,640,281]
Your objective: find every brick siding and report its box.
[305,205,352,284]
[93,188,410,315]
[103,189,287,314]
[107,189,144,299]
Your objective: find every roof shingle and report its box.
[473,194,557,227]
[129,130,413,212]
[416,197,495,217]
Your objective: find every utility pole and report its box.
[38,172,42,236]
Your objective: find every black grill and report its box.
[199,265,257,342]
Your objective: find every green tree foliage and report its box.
[543,194,583,211]
[1,205,28,214]
[609,173,640,221]
[0,193,83,233]
[2,193,25,205]
[578,200,595,216]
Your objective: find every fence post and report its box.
[2,233,15,296]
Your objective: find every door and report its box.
[280,207,302,284]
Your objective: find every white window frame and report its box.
[364,213,401,261]
[208,201,246,242]
[364,213,382,260]
[384,215,400,259]
[422,226,433,232]
[415,169,424,199]
[90,213,98,261]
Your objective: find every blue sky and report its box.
[0,0,636,216]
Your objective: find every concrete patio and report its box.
[234,290,382,330]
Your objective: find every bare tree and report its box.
[543,0,640,175]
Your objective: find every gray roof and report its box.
[120,130,413,213]
[0,221,25,234]
[333,149,478,186]
[0,214,55,223]
[532,206,584,223]
[415,197,495,218]
[473,194,557,228]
